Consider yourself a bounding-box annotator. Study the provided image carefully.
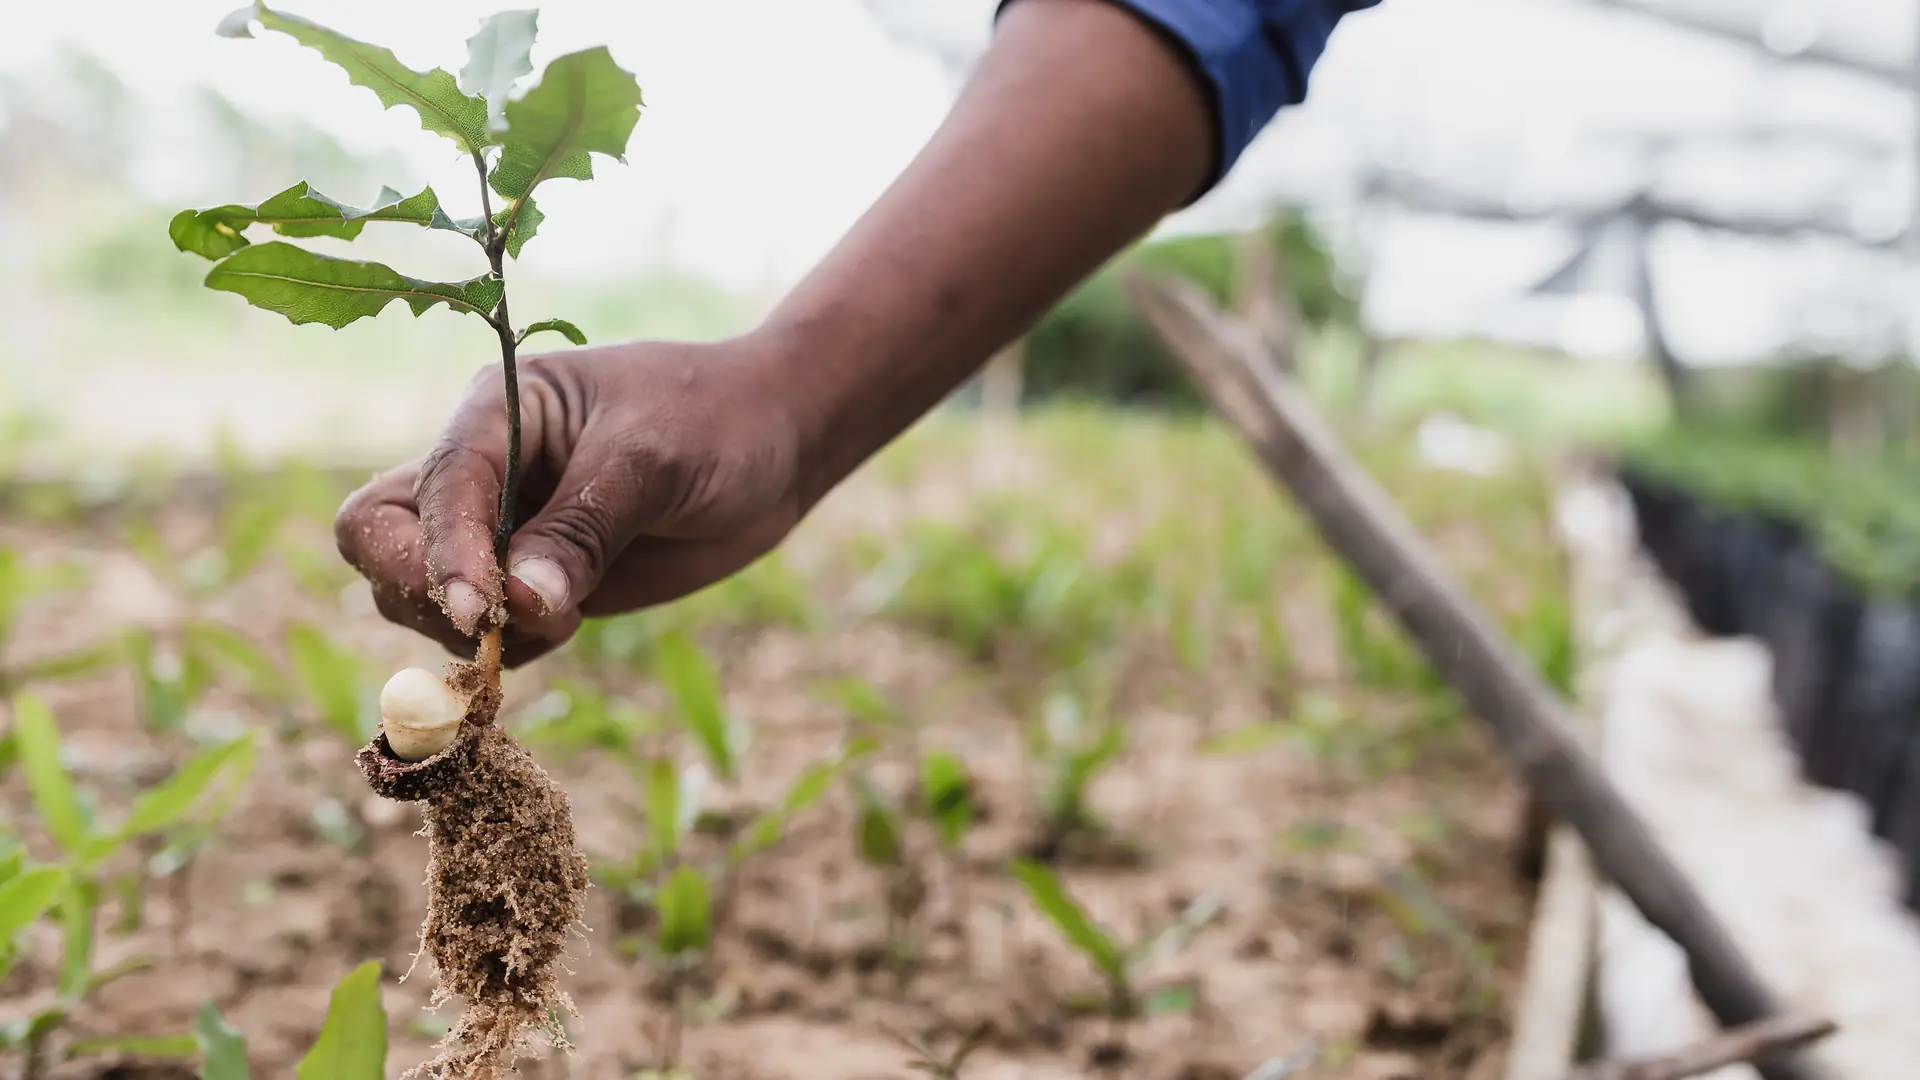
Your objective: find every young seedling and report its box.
[883,1021,990,1080]
[192,959,390,1080]
[851,772,926,965]
[4,693,256,1078]
[176,5,641,1074]
[1008,859,1220,1022]
[1027,689,1128,860]
[916,748,978,939]
[649,864,713,1070]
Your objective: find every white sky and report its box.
[6,0,1917,364]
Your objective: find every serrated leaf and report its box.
[296,961,385,1080]
[170,182,444,260]
[118,733,258,842]
[429,204,485,238]
[254,4,489,152]
[501,196,543,258]
[0,868,66,942]
[460,9,539,133]
[194,1000,250,1080]
[11,694,85,854]
[215,6,256,37]
[519,317,585,347]
[655,866,711,958]
[654,631,735,780]
[1010,859,1126,987]
[205,243,501,329]
[489,46,641,203]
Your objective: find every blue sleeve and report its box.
[999,0,1379,199]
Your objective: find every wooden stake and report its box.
[1125,274,1827,1080]
[1564,1016,1837,1080]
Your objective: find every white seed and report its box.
[379,667,465,761]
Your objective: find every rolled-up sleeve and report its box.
[1000,0,1380,197]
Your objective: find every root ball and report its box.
[358,656,589,1078]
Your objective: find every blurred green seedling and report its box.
[4,693,256,1076]
[191,959,389,1080]
[1028,689,1126,849]
[1010,859,1219,1020]
[885,1021,990,1080]
[0,547,119,697]
[284,622,380,746]
[653,629,745,782]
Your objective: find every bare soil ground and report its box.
[0,422,1544,1080]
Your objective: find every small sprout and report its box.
[378,667,466,762]
[1011,859,1223,1019]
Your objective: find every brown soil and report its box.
[0,437,1544,1080]
[357,641,589,1079]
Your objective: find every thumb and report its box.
[501,439,654,629]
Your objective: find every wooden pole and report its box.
[1565,1016,1836,1080]
[1124,274,1827,1080]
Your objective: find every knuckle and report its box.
[536,500,621,577]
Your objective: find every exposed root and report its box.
[358,627,589,1078]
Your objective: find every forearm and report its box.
[758,0,1215,507]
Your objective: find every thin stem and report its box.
[473,151,500,249]
[472,150,518,680]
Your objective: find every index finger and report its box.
[413,366,517,636]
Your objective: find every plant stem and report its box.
[472,153,520,681]
[472,152,521,569]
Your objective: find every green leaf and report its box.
[12,694,85,853]
[186,621,289,702]
[852,775,902,868]
[296,960,386,1080]
[655,866,711,958]
[1198,722,1292,757]
[1009,859,1125,987]
[653,631,735,780]
[429,204,486,238]
[501,197,543,258]
[518,317,585,348]
[169,182,443,260]
[816,676,904,729]
[489,46,641,202]
[58,880,97,998]
[286,624,373,744]
[731,756,842,862]
[118,733,258,842]
[1141,985,1194,1015]
[253,4,489,152]
[205,243,501,329]
[194,1000,250,1080]
[918,750,972,850]
[460,9,539,133]
[64,1033,199,1061]
[0,867,67,942]
[643,757,679,862]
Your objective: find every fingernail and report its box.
[443,581,487,635]
[509,558,570,617]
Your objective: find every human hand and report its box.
[335,335,806,666]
